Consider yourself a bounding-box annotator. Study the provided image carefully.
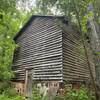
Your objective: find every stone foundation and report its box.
[11,81,85,98]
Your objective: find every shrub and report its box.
[3,87,17,97]
[0,86,24,100]
[54,86,96,100]
[65,86,95,100]
[31,86,96,100]
[32,87,42,100]
[0,94,24,100]
[0,81,10,94]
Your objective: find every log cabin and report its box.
[12,15,95,97]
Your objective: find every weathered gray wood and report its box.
[12,16,95,83]
[13,17,63,81]
[62,27,91,81]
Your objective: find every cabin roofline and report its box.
[14,15,67,40]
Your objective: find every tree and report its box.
[35,0,99,99]
[0,0,19,81]
[0,0,16,13]
[0,0,31,81]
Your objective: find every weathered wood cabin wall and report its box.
[12,16,95,85]
[13,16,63,81]
[62,25,95,82]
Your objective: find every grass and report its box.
[0,94,24,100]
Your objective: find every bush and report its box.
[65,86,95,100]
[0,86,24,100]
[32,85,95,100]
[3,88,18,97]
[3,85,93,100]
[54,86,96,100]
[32,87,42,100]
[0,94,24,100]
[0,81,10,94]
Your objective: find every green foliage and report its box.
[0,82,10,94]
[32,86,95,100]
[0,0,31,82]
[0,0,18,82]
[0,11,19,81]
[0,87,95,100]
[32,87,43,100]
[93,0,100,25]
[54,86,95,100]
[3,87,18,97]
[95,51,100,55]
[64,87,95,100]
[0,0,16,13]
[54,95,64,100]
[0,94,24,100]
[0,87,24,100]
[36,0,96,34]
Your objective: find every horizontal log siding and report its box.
[13,17,63,81]
[13,16,94,82]
[62,26,91,82]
